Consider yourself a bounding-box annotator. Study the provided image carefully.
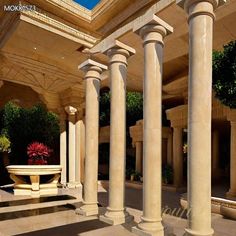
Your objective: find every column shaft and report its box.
[75,118,82,187]
[84,77,100,204]
[135,141,142,174]
[132,23,172,236]
[68,114,76,186]
[103,49,128,224]
[186,2,214,235]
[100,44,135,225]
[60,116,67,185]
[76,60,106,216]
[173,127,183,187]
[132,16,173,236]
[142,31,163,233]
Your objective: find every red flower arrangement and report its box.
[27,142,52,165]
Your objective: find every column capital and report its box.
[101,40,135,65]
[177,0,227,20]
[79,59,107,80]
[133,14,173,45]
[65,106,77,116]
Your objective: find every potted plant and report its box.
[130,171,142,181]
[162,164,173,184]
[27,142,52,165]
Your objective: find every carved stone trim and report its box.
[20,9,97,47]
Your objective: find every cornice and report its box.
[20,8,97,47]
[27,0,92,21]
[91,0,120,20]
[166,105,188,128]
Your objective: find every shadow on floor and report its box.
[16,219,109,236]
[0,195,76,208]
[0,185,14,194]
[0,204,76,221]
[98,187,182,211]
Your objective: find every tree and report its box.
[1,102,59,164]
[213,40,236,108]
[99,90,143,127]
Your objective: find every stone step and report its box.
[0,194,81,213]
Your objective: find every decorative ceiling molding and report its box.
[0,11,19,49]
[0,53,83,93]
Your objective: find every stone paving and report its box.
[0,183,235,236]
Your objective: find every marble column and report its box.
[75,113,83,189]
[80,119,86,184]
[177,0,226,235]
[65,106,77,188]
[132,15,173,236]
[227,122,236,198]
[60,111,67,186]
[76,59,107,216]
[212,130,220,179]
[100,41,135,225]
[135,141,142,174]
[173,127,183,187]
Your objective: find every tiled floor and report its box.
[0,183,235,236]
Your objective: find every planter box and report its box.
[6,165,62,198]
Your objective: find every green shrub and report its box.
[213,41,236,108]
[162,164,173,184]
[1,102,59,164]
[0,135,11,153]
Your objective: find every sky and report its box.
[73,0,101,10]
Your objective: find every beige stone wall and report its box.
[0,81,42,108]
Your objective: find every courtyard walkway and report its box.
[0,183,235,236]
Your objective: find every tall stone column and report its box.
[135,141,142,174]
[60,111,67,186]
[177,0,225,235]
[132,15,172,236]
[65,106,77,188]
[227,121,236,198]
[173,127,183,188]
[80,119,85,184]
[100,41,135,225]
[76,59,107,216]
[75,112,83,189]
[212,129,220,179]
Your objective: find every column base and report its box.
[100,208,133,225]
[132,227,165,236]
[67,182,82,189]
[75,202,98,216]
[183,228,214,236]
[132,221,164,236]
